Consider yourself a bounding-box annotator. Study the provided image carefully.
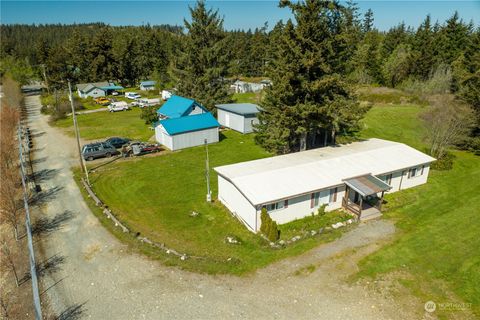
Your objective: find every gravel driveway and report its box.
[25,95,421,320]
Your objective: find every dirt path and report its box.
[26,94,422,320]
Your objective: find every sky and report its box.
[1,1,479,31]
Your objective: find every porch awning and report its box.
[343,174,391,197]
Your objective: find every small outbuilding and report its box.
[154,95,219,150]
[140,80,156,91]
[76,81,124,98]
[155,113,220,151]
[215,138,436,232]
[215,103,262,134]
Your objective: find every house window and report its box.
[329,187,338,203]
[284,199,289,208]
[408,167,422,178]
[310,192,320,208]
[266,201,285,212]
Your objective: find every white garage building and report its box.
[154,95,220,150]
[214,138,435,232]
[215,103,262,134]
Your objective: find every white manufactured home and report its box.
[214,138,436,232]
[216,103,262,133]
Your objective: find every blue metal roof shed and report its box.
[157,95,206,119]
[159,113,220,135]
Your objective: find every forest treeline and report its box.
[0,0,478,154]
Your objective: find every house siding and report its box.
[265,186,345,226]
[218,176,257,232]
[218,164,432,233]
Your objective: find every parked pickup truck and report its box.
[108,101,129,112]
[125,92,142,100]
[136,98,161,108]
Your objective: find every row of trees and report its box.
[1,0,479,154]
[0,76,26,318]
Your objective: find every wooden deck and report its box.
[342,197,382,221]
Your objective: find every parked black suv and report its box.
[105,137,131,148]
[82,142,118,161]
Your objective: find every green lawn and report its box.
[87,130,349,274]
[55,108,153,141]
[357,104,480,318]
[232,92,263,104]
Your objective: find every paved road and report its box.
[25,94,421,320]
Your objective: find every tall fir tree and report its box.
[362,9,374,33]
[174,0,230,110]
[256,0,368,154]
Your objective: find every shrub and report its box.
[140,106,159,125]
[260,208,279,242]
[317,204,327,216]
[431,152,455,171]
[268,220,280,242]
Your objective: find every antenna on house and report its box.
[68,80,90,185]
[205,139,212,202]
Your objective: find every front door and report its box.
[353,191,360,204]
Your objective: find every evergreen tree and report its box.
[175,0,231,110]
[256,0,368,154]
[411,15,435,80]
[382,44,412,87]
[362,9,374,33]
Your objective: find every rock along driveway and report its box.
[25,94,420,320]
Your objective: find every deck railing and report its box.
[342,197,361,216]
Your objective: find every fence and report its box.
[18,126,43,320]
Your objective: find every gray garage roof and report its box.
[215,103,263,116]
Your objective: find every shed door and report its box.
[225,113,230,127]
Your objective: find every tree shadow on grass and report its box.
[32,210,75,237]
[29,186,63,206]
[55,302,87,320]
[19,254,66,285]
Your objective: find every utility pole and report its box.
[41,64,50,95]
[205,139,211,202]
[68,80,90,185]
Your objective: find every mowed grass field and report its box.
[358,104,480,318]
[87,130,349,274]
[55,108,153,141]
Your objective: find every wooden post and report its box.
[344,185,350,208]
[378,191,385,211]
[358,197,363,220]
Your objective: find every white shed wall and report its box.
[218,176,258,231]
[217,109,245,133]
[170,127,218,151]
[243,115,259,133]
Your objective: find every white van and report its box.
[137,98,161,108]
[125,92,142,100]
[108,101,129,112]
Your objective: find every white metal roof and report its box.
[214,138,436,205]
